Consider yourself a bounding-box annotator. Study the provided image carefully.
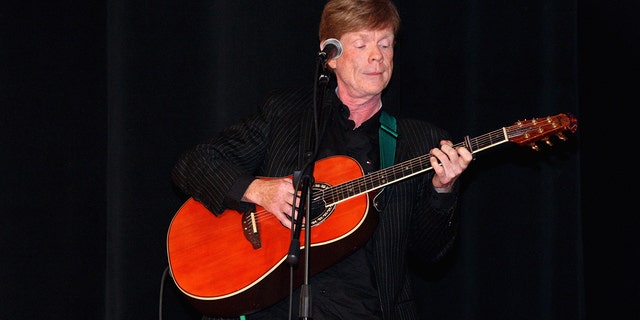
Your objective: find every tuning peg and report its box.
[543,137,553,146]
[530,143,540,151]
[557,132,567,141]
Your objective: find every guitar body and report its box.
[166,155,379,317]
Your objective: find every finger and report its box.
[273,211,293,229]
[283,204,296,217]
[458,147,474,163]
[442,144,458,159]
[429,150,445,172]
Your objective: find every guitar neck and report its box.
[321,112,578,207]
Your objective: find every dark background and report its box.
[2,0,637,319]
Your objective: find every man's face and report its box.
[328,27,395,101]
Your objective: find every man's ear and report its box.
[327,58,337,69]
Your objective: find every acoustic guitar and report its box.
[166,113,578,317]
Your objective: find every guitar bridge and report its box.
[242,211,262,249]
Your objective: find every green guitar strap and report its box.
[379,110,397,169]
[375,110,397,212]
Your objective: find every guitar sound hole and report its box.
[308,182,333,226]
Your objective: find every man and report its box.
[172,0,473,319]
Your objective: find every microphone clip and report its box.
[318,38,343,65]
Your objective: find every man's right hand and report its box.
[242,177,301,228]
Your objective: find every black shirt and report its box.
[316,103,381,174]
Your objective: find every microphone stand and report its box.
[295,165,314,320]
[286,53,332,320]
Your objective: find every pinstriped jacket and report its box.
[172,85,461,320]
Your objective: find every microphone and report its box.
[318,38,343,64]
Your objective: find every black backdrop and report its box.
[2,0,638,319]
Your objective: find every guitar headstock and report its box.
[506,113,578,150]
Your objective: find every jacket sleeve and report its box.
[171,86,312,215]
[171,100,272,215]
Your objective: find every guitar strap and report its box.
[375,110,397,212]
[379,110,397,169]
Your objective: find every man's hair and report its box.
[319,0,401,42]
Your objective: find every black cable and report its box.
[159,265,169,320]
